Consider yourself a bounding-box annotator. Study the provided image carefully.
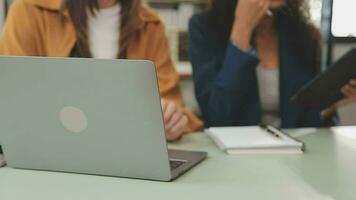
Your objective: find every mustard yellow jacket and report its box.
[0,0,203,132]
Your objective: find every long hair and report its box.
[208,0,321,72]
[64,0,141,58]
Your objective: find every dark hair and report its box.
[64,0,141,58]
[208,0,321,71]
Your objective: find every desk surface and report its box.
[1,128,356,200]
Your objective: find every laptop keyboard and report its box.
[169,160,185,170]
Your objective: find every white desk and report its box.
[1,128,356,200]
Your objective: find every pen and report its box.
[259,124,281,139]
[259,124,306,152]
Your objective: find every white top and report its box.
[256,66,281,127]
[87,4,121,59]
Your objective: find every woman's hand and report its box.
[161,99,188,141]
[321,79,356,117]
[341,79,356,100]
[231,0,271,51]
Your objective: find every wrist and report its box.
[231,22,253,52]
[321,105,336,119]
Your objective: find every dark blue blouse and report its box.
[188,13,333,128]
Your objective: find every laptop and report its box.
[0,56,206,181]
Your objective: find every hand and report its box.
[161,99,188,141]
[336,79,356,107]
[231,0,271,51]
[321,79,356,117]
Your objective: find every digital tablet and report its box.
[290,48,356,109]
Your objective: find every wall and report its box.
[0,0,5,32]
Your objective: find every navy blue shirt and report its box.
[188,13,332,128]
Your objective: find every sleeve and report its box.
[188,15,260,127]
[146,21,203,132]
[0,0,42,55]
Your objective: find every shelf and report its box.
[176,62,192,80]
[146,0,209,4]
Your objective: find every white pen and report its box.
[266,9,273,16]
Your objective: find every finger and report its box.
[163,101,177,122]
[256,0,268,13]
[166,128,183,142]
[161,99,168,113]
[346,85,356,97]
[342,85,355,98]
[349,83,356,92]
[165,128,179,141]
[165,112,183,131]
[263,0,270,11]
[166,132,183,142]
[350,79,356,86]
[168,115,188,139]
[341,86,350,97]
[259,0,270,18]
[165,133,176,142]
[260,0,270,10]
[349,79,356,89]
[166,115,188,138]
[347,84,356,98]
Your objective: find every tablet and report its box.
[290,48,356,109]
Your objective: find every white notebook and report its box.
[206,126,304,154]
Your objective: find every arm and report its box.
[0,0,42,55]
[188,15,259,127]
[145,21,203,138]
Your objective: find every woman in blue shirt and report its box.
[188,0,356,128]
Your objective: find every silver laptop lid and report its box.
[0,56,172,181]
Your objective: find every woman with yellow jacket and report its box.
[0,0,203,141]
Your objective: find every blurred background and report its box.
[0,0,355,124]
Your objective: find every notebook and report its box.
[206,126,304,154]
